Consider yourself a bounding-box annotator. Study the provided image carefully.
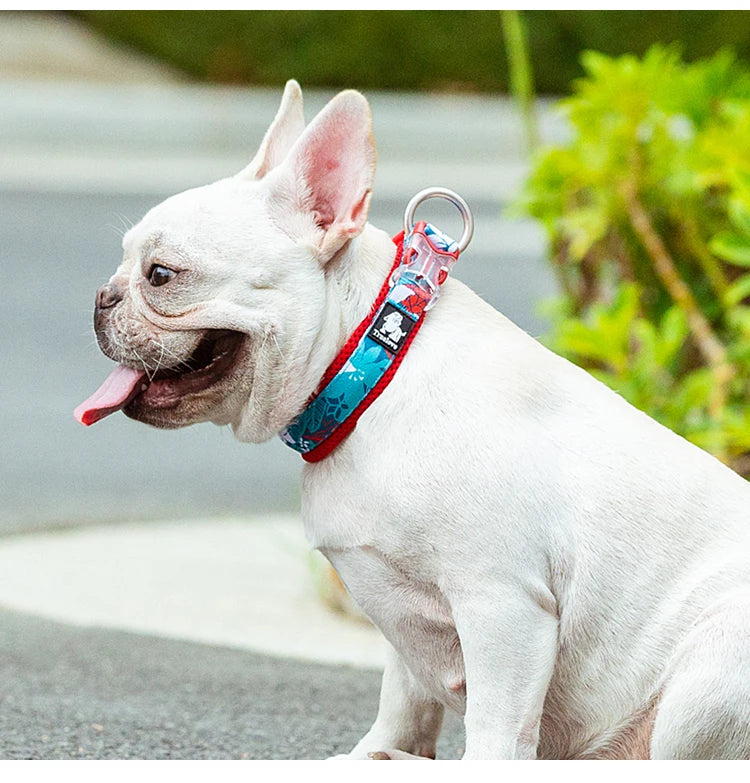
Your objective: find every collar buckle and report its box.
[393,221,460,313]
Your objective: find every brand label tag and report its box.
[367,303,415,353]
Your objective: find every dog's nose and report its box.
[95,280,126,310]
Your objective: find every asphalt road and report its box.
[0,607,464,760]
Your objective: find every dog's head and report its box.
[75,81,376,442]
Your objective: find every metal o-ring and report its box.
[403,187,474,253]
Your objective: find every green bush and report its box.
[521,46,750,474]
[70,10,750,94]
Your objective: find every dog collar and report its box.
[279,188,473,462]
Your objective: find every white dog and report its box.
[76,81,750,759]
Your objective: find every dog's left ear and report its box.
[266,89,376,263]
[240,79,305,181]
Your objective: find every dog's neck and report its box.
[306,222,397,388]
[241,222,398,443]
[329,223,399,340]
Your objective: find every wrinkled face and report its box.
[91,178,322,436]
[76,81,376,443]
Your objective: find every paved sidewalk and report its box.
[0,12,181,83]
[0,517,387,669]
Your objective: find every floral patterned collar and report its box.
[279,221,463,462]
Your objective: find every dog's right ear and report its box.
[239,79,305,181]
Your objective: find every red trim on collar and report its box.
[315,232,405,391]
[301,232,406,463]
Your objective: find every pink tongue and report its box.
[74,365,148,426]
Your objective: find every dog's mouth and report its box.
[74,330,246,426]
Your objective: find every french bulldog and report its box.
[76,80,750,760]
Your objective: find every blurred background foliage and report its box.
[520,46,750,476]
[71,10,750,93]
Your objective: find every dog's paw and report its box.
[368,749,432,760]
[327,748,432,760]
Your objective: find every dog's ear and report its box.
[266,89,376,263]
[240,80,305,181]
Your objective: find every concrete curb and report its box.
[0,516,388,669]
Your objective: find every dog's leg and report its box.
[650,589,750,759]
[452,585,558,759]
[329,644,443,760]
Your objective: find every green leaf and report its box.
[668,369,715,412]
[658,307,688,364]
[556,320,616,364]
[727,305,750,333]
[725,274,750,306]
[709,232,750,266]
[559,205,609,261]
[729,198,750,237]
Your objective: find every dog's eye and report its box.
[148,265,177,287]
